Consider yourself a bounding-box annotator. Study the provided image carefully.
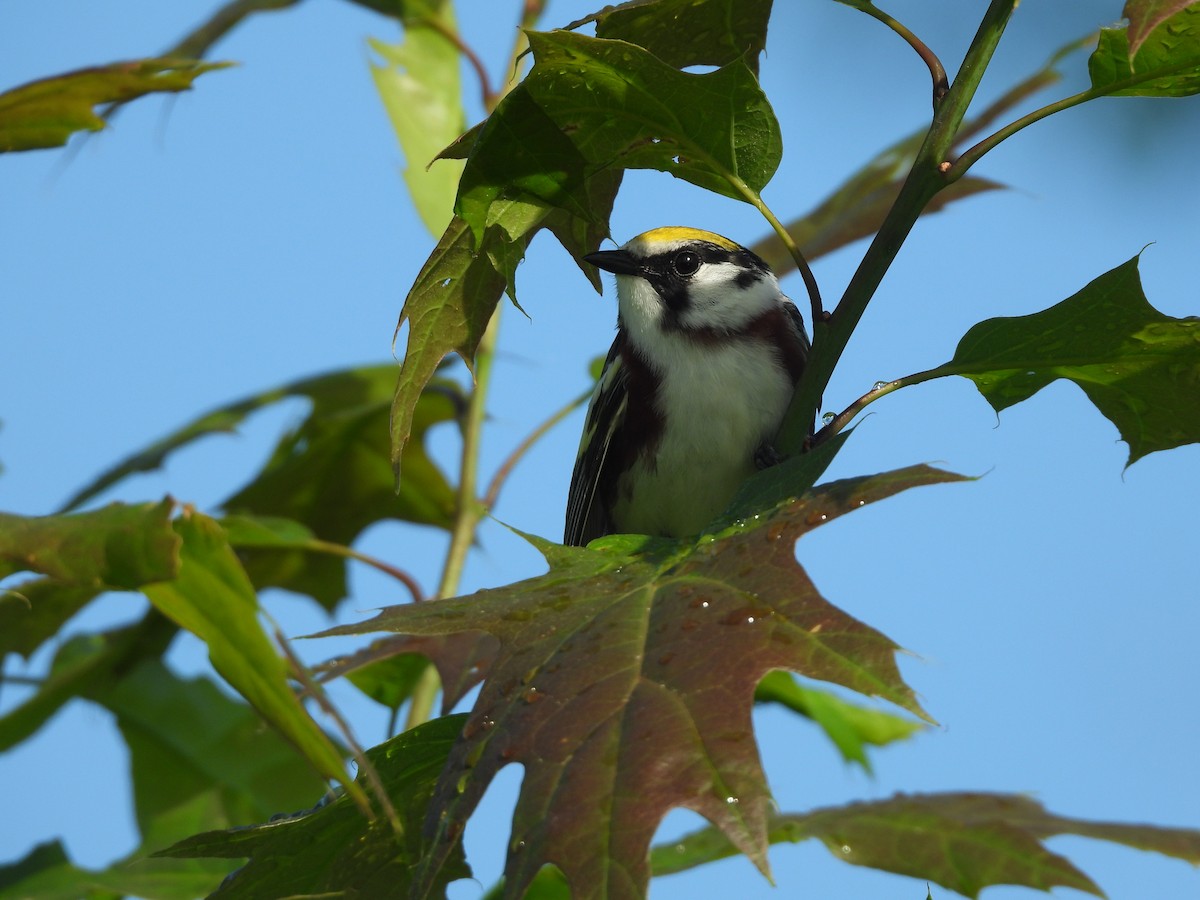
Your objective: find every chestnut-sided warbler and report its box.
[564,226,810,546]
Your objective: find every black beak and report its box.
[584,248,641,276]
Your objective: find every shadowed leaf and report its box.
[1090,4,1200,96]
[651,792,1200,897]
[0,578,101,660]
[0,617,175,753]
[948,255,1200,464]
[158,714,470,899]
[0,59,229,152]
[566,0,773,74]
[61,366,460,608]
[318,465,963,899]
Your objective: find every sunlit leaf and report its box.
[651,792,1200,897]
[1089,4,1200,96]
[566,0,774,74]
[159,715,470,899]
[1124,0,1199,57]
[319,466,962,899]
[141,513,357,801]
[0,59,229,152]
[755,672,923,772]
[369,0,465,235]
[949,255,1200,464]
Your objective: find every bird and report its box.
[564,226,810,546]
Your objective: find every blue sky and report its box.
[2,2,1198,898]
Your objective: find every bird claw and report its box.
[754,442,783,470]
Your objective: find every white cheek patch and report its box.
[677,265,779,333]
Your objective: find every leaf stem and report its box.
[306,538,426,602]
[404,309,501,731]
[849,1,949,106]
[728,174,825,329]
[419,14,497,108]
[483,386,592,511]
[275,627,391,827]
[776,0,1019,456]
[402,0,545,733]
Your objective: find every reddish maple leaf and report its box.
[324,464,962,899]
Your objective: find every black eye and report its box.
[672,250,701,277]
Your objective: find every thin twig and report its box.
[401,0,547,734]
[307,538,425,603]
[276,627,401,834]
[727,173,825,327]
[483,387,593,511]
[418,13,497,109]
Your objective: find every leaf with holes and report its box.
[320,465,961,900]
[948,255,1200,464]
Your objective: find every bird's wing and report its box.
[564,335,628,546]
[782,294,811,356]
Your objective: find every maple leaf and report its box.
[323,464,964,899]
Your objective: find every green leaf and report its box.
[755,672,923,772]
[61,366,460,607]
[315,633,497,715]
[948,255,1200,464]
[318,465,962,899]
[0,618,174,753]
[0,59,229,152]
[389,27,776,467]
[0,499,178,588]
[459,30,780,239]
[104,661,331,837]
[651,792,1200,897]
[159,714,471,899]
[567,0,774,74]
[1124,0,1199,58]
[0,579,101,659]
[1089,4,1200,97]
[141,513,357,802]
[369,0,465,236]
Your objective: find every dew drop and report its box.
[822,412,836,423]
[522,686,544,704]
[725,796,739,805]
[872,380,888,390]
[840,843,852,855]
